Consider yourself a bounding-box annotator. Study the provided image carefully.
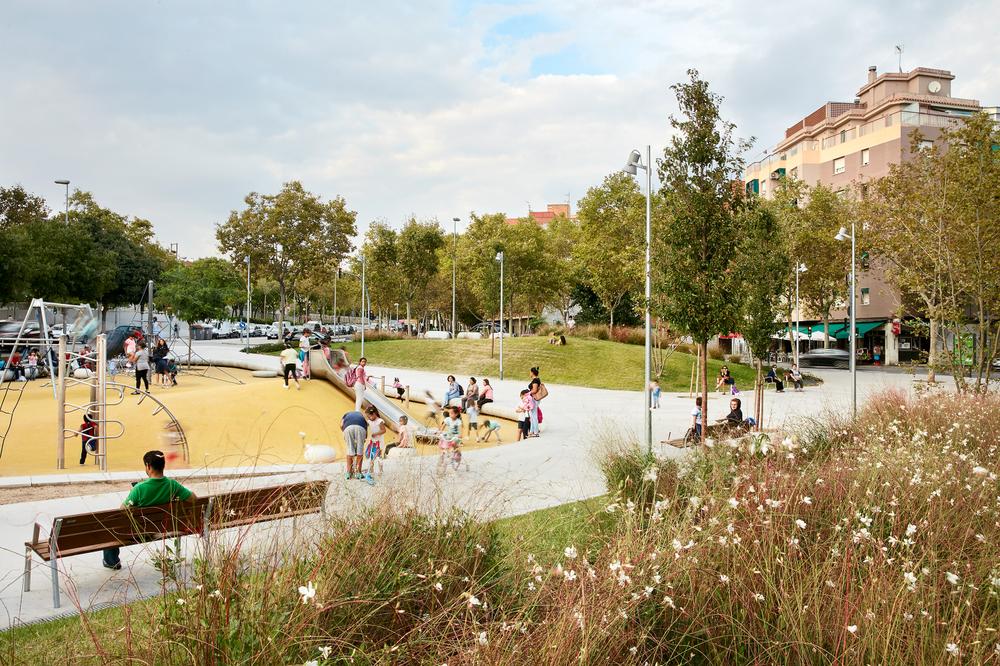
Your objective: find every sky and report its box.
[2,0,998,258]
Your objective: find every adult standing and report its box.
[152,339,170,386]
[341,409,368,480]
[299,328,314,379]
[353,357,368,410]
[527,366,546,437]
[102,450,196,570]
[131,341,150,394]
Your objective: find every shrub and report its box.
[726,353,743,364]
[706,345,725,360]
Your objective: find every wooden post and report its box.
[405,386,410,410]
[96,334,108,472]
[55,335,66,469]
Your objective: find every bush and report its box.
[706,345,725,360]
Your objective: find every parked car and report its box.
[0,321,41,355]
[798,348,850,369]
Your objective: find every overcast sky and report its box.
[2,0,997,257]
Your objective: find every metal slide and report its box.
[307,347,439,440]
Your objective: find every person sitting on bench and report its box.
[102,450,197,570]
[764,365,784,392]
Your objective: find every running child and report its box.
[279,343,301,390]
[392,377,405,400]
[438,406,463,472]
[465,402,479,438]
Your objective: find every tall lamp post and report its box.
[54,180,70,224]
[794,263,807,365]
[835,223,857,417]
[244,255,251,352]
[452,217,459,339]
[361,254,366,358]
[495,250,504,380]
[624,146,653,454]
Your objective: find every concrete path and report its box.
[0,340,930,627]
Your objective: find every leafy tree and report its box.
[352,221,401,328]
[0,184,50,230]
[574,172,644,329]
[157,258,242,362]
[396,217,445,332]
[793,185,852,347]
[543,214,581,325]
[655,69,750,439]
[569,283,641,327]
[216,181,356,336]
[733,199,789,428]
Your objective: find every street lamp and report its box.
[394,302,399,329]
[495,250,504,380]
[452,217,459,339]
[54,180,69,224]
[794,263,807,366]
[244,255,251,352]
[834,223,857,417]
[361,253,366,358]
[624,146,653,453]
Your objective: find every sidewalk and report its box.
[0,341,926,627]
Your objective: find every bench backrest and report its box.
[47,479,329,556]
[209,480,329,530]
[51,498,209,558]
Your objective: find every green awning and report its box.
[833,320,886,339]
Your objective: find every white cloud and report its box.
[1,0,997,256]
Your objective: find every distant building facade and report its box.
[506,203,572,228]
[743,66,993,365]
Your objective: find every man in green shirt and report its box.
[103,450,197,570]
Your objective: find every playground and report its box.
[0,368,519,478]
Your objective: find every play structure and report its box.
[0,299,189,471]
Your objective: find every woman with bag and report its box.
[527,366,547,437]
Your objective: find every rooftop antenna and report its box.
[566,192,571,216]
[895,44,904,73]
[526,201,531,217]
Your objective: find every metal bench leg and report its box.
[50,558,60,608]
[23,546,31,592]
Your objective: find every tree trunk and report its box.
[187,324,193,366]
[278,280,287,338]
[823,317,831,349]
[927,318,938,383]
[755,358,763,431]
[406,302,412,336]
[609,309,614,332]
[700,341,708,443]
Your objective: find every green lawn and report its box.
[263,336,757,392]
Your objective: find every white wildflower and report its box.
[801,496,812,505]
[945,642,959,657]
[689,496,702,509]
[643,466,658,482]
[298,581,317,604]
[906,524,917,537]
[946,572,959,586]
[466,594,482,608]
[564,545,578,560]
[728,497,739,509]
[564,569,577,582]
[477,631,488,646]
[719,574,730,584]
[753,593,765,602]
[795,519,807,529]
[847,625,858,634]
[318,646,333,659]
[434,582,443,592]
[176,598,186,606]
[972,466,988,476]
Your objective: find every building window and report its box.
[920,139,934,151]
[833,157,846,174]
[861,288,870,306]
[840,130,846,143]
[790,167,798,178]
[861,148,870,166]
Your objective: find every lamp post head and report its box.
[54,179,70,185]
[495,251,504,263]
[797,263,808,273]
[452,217,460,222]
[835,227,850,242]
[624,149,643,175]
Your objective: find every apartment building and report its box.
[743,66,989,365]
[506,202,572,227]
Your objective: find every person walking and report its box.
[131,341,150,394]
[341,409,368,481]
[279,343,300,390]
[102,450,196,570]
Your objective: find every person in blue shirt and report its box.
[443,375,463,407]
[340,410,368,481]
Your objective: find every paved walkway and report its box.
[0,340,929,627]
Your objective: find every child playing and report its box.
[650,380,661,409]
[388,414,415,453]
[465,402,479,438]
[166,358,179,386]
[424,390,443,427]
[393,377,405,400]
[478,418,502,443]
[691,396,703,441]
[515,389,533,441]
[364,406,386,481]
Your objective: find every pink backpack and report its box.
[344,365,357,387]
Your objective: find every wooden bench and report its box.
[24,479,329,608]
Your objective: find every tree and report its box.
[793,185,852,347]
[0,184,49,230]
[543,214,581,325]
[396,217,445,333]
[216,181,356,336]
[157,259,242,362]
[353,221,401,329]
[656,69,750,439]
[574,172,645,329]
[733,200,789,428]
